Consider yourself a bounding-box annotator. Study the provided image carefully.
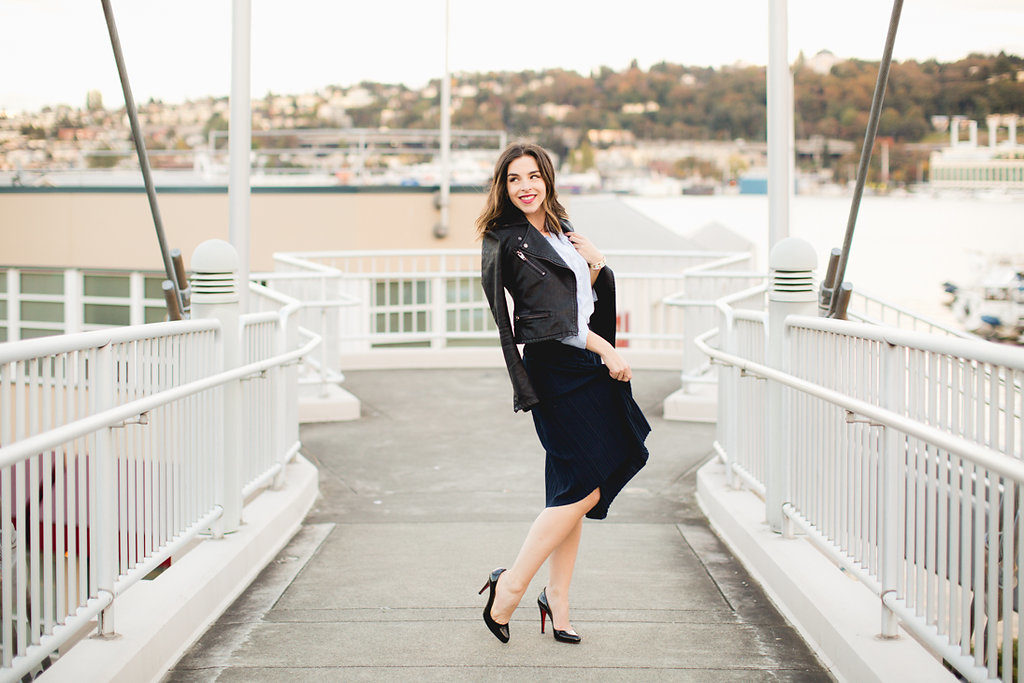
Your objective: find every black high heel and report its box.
[537,587,581,644]
[479,567,510,643]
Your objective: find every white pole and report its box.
[94,345,117,636]
[229,0,252,311]
[879,342,901,637]
[191,239,243,534]
[438,0,451,238]
[766,238,817,534]
[767,0,792,248]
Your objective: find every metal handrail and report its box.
[694,326,1024,483]
[282,247,742,259]
[0,319,218,364]
[850,289,979,340]
[702,276,1019,682]
[0,329,321,469]
[787,314,1024,370]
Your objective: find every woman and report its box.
[477,142,651,644]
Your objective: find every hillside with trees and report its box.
[4,53,1021,185]
[395,51,1023,184]
[399,53,1022,154]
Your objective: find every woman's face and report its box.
[506,154,546,219]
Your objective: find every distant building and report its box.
[930,115,950,133]
[738,168,768,194]
[86,90,104,111]
[587,129,635,146]
[621,102,660,115]
[929,115,1024,191]
[338,87,375,109]
[807,50,840,75]
[540,103,574,122]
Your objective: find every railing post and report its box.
[273,309,298,489]
[318,275,329,397]
[766,238,817,533]
[128,271,145,326]
[680,273,696,384]
[879,341,902,638]
[8,269,20,342]
[93,342,117,636]
[358,277,372,353]
[190,239,243,535]
[324,273,340,390]
[64,269,82,334]
[717,304,736,488]
[431,273,446,349]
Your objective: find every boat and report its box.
[944,258,1024,342]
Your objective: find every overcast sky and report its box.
[2,0,1023,113]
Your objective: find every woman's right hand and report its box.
[601,348,632,382]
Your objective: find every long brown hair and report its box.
[475,142,568,238]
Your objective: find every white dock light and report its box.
[766,235,818,534]
[190,239,240,304]
[769,237,817,303]
[188,237,243,534]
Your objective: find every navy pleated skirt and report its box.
[522,340,651,520]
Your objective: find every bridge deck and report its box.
[165,368,830,681]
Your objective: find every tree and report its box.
[87,145,119,169]
[203,112,229,144]
[569,140,595,172]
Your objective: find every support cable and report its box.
[99,0,183,319]
[827,0,904,317]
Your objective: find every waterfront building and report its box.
[929,114,1024,191]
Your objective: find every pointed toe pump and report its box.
[479,567,510,643]
[537,588,581,644]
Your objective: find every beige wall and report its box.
[0,190,487,271]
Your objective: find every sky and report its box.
[2,0,1024,114]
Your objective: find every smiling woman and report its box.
[506,156,547,218]
[475,142,650,645]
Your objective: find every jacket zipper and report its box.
[516,250,546,276]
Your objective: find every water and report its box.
[624,193,1024,324]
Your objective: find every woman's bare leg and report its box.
[545,517,583,632]
[489,488,599,624]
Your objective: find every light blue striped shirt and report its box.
[542,230,597,349]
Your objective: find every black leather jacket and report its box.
[481,214,617,412]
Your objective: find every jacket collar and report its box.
[515,221,569,268]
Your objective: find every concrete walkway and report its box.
[165,368,831,681]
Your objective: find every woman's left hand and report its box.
[565,232,603,268]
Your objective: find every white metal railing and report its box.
[660,255,764,383]
[1,257,976,385]
[274,249,755,367]
[0,268,168,342]
[249,269,359,397]
[851,289,979,340]
[0,286,316,680]
[700,284,1024,682]
[710,285,769,494]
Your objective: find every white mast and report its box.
[229,0,252,310]
[437,0,452,238]
[767,0,793,248]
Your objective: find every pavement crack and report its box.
[307,454,360,495]
[659,450,714,494]
[675,523,738,612]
